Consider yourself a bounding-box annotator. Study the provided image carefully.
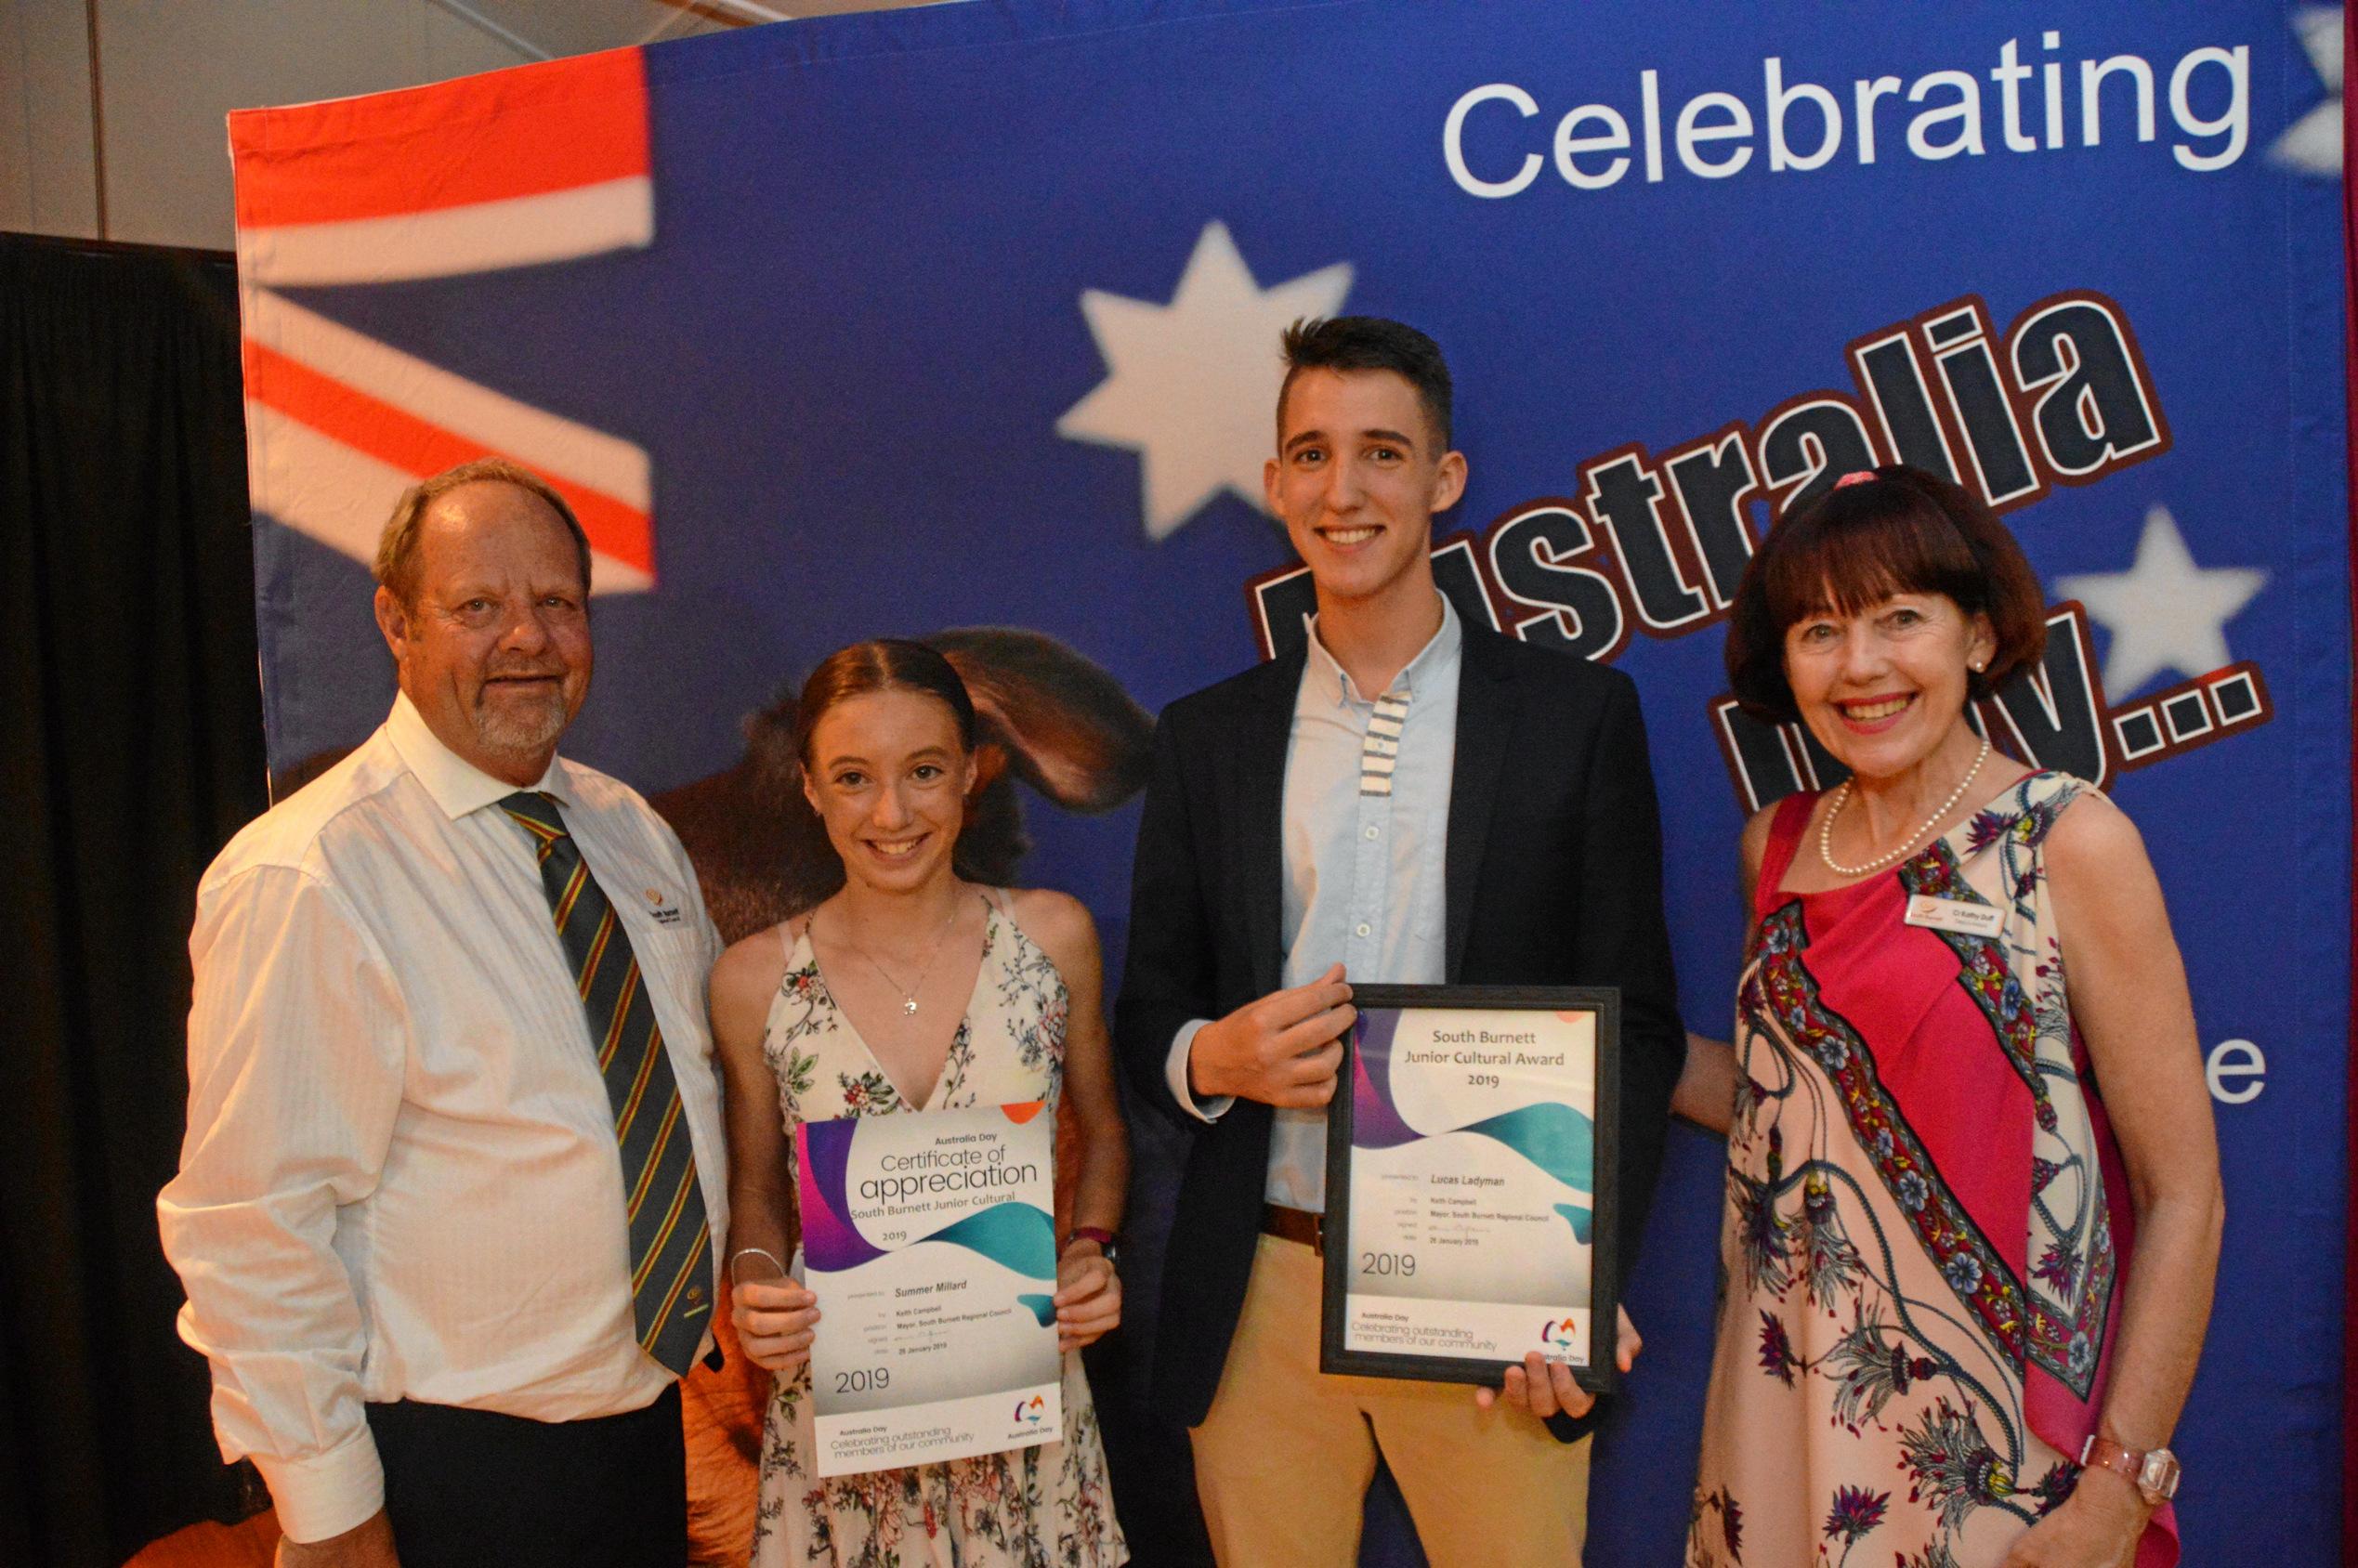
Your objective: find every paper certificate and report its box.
[1320,987,1621,1392]
[794,1102,1062,1476]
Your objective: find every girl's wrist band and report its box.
[728,1246,788,1280]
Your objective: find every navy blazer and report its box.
[1114,623,1686,1440]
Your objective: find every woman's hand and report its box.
[733,1279,821,1373]
[1997,1472,2148,1567]
[1053,1239,1121,1352]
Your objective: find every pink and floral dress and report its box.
[753,895,1126,1568]
[1690,773,2178,1568]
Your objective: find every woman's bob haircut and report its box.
[1723,465,2048,723]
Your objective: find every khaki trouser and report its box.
[1189,1234,1592,1567]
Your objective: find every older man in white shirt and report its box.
[159,458,729,1568]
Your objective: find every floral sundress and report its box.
[752,895,1126,1568]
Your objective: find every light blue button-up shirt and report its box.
[1167,595,1461,1208]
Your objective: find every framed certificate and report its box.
[795,1102,1062,1476]
[1320,986,1621,1392]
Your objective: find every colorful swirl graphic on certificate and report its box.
[795,1103,1061,1476]
[1343,1006,1597,1365]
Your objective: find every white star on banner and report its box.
[2270,7,2342,176]
[2057,505,2268,699]
[1059,222,1353,540]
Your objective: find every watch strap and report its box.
[2078,1433,2180,1503]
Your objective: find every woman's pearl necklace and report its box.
[1817,735,1991,878]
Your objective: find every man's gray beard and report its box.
[474,694,570,761]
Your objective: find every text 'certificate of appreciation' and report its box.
[1322,987,1621,1392]
[795,1102,1061,1477]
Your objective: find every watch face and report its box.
[2137,1449,2181,1501]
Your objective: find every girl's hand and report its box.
[733,1279,820,1373]
[1053,1241,1121,1352]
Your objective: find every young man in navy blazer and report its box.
[1115,317,1684,1564]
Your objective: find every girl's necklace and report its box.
[829,895,964,1015]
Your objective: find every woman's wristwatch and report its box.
[2078,1434,2180,1506]
[1065,1225,1120,1264]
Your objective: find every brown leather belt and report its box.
[1261,1203,1324,1254]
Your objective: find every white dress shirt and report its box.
[1167,596,1461,1208]
[157,694,729,1544]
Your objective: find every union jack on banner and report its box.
[230,46,658,593]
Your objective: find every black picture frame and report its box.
[1319,984,1622,1392]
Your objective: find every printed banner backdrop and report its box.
[229,2,2348,1561]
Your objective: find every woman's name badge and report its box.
[1904,894,2004,937]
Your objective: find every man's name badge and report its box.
[1904,894,2004,937]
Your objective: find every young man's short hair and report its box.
[1278,316,1453,451]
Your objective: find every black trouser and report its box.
[368,1382,687,1568]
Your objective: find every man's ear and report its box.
[1429,449,1468,516]
[373,585,411,662]
[1264,454,1283,516]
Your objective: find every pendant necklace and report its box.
[832,895,965,1015]
[1817,736,1990,878]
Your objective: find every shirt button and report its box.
[1355,922,1371,937]
[1364,826,1380,841]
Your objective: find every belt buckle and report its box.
[1269,1203,1323,1256]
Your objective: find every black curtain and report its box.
[2,233,271,1567]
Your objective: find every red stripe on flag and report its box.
[243,339,653,578]
[231,46,648,229]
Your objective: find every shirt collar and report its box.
[1303,593,1461,709]
[385,690,573,821]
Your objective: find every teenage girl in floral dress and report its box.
[709,640,1129,1567]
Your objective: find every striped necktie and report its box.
[500,791,714,1375]
[1361,687,1409,794]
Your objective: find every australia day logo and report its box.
[1539,1317,1577,1352]
[1015,1394,1048,1428]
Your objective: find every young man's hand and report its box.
[1476,1306,1643,1421]
[1188,964,1355,1107]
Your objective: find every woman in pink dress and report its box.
[1677,468,2220,1568]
